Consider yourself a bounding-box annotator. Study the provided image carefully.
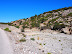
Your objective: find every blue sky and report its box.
[0,0,72,23]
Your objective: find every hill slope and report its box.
[10,7,72,34]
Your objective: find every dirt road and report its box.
[0,28,13,54]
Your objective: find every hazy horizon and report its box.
[0,0,72,23]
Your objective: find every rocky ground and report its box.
[0,24,72,54]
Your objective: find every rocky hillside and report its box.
[10,7,72,34]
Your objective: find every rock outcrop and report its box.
[61,27,72,34]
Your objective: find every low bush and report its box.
[59,40,61,42]
[30,16,36,21]
[53,23,65,30]
[35,23,40,27]
[15,26,19,28]
[4,28,11,32]
[20,38,26,42]
[44,43,46,45]
[40,18,48,23]
[23,22,29,26]
[67,13,72,17]
[43,23,47,25]
[48,53,51,54]
[59,21,63,23]
[30,38,35,41]
[31,22,40,28]
[34,14,37,18]
[48,18,58,23]
[22,25,28,29]
[48,11,53,13]
[39,43,42,45]
[23,35,26,37]
[31,22,36,27]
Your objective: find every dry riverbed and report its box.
[0,25,72,54]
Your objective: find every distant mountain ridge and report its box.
[10,7,72,34]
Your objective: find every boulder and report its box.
[61,27,72,34]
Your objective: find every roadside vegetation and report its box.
[4,28,11,32]
[47,53,51,54]
[15,26,19,28]
[20,38,26,42]
[30,38,35,41]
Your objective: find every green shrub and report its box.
[48,18,58,23]
[31,22,40,28]
[49,23,52,25]
[65,21,68,23]
[30,16,35,21]
[61,44,62,45]
[40,18,47,23]
[15,26,19,28]
[68,7,72,9]
[59,40,61,42]
[59,21,63,23]
[44,43,46,45]
[43,12,46,14]
[23,22,29,26]
[22,25,26,29]
[39,43,42,45]
[33,14,37,18]
[48,53,51,54]
[4,28,11,32]
[43,23,47,25]
[35,23,40,27]
[48,11,53,13]
[38,14,41,18]
[45,15,49,18]
[67,13,72,17]
[30,38,35,41]
[20,38,26,42]
[43,7,72,14]
[23,34,26,37]
[22,25,28,29]
[52,10,58,12]
[55,14,58,16]
[53,23,65,30]
[11,25,14,26]
[31,22,36,27]
[37,17,40,20]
